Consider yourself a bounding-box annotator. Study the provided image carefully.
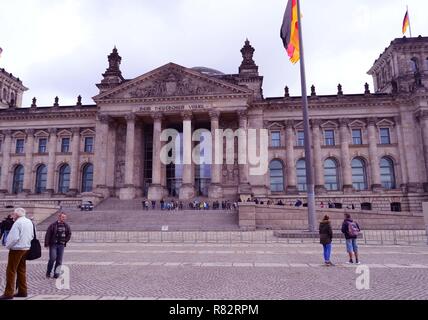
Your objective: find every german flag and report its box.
[402,10,410,35]
[280,0,300,64]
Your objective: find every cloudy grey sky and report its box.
[1,0,427,107]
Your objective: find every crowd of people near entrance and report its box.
[141,199,239,211]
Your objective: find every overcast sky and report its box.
[1,0,427,107]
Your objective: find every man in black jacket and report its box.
[44,212,72,278]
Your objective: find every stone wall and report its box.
[0,203,59,225]
[238,203,425,231]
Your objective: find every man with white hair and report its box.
[0,207,34,300]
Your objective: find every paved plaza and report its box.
[0,240,427,300]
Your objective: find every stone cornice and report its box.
[0,109,97,122]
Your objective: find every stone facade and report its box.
[1,36,428,215]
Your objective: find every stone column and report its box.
[106,120,118,193]
[237,111,252,198]
[311,120,326,194]
[208,110,223,199]
[68,127,81,195]
[179,111,196,200]
[46,128,57,195]
[285,120,298,194]
[148,113,166,200]
[417,111,428,189]
[22,129,35,194]
[93,114,110,197]
[339,119,353,193]
[0,130,12,194]
[367,117,382,191]
[120,114,137,200]
[394,116,408,188]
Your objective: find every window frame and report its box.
[324,129,335,146]
[351,158,368,191]
[379,128,391,145]
[352,129,363,145]
[297,131,305,147]
[61,137,71,153]
[269,160,285,192]
[84,136,94,153]
[296,159,307,192]
[15,139,25,154]
[324,158,340,191]
[38,138,48,154]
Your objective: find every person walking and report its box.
[1,215,14,246]
[0,208,34,300]
[319,215,334,266]
[341,213,361,264]
[44,212,72,278]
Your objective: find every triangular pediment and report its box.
[93,63,252,102]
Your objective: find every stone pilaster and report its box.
[367,117,382,192]
[208,110,223,199]
[22,129,35,194]
[93,114,110,197]
[311,119,326,194]
[148,113,166,200]
[0,130,12,194]
[237,110,252,197]
[68,127,81,196]
[106,120,118,192]
[179,111,196,200]
[46,128,57,195]
[285,120,298,194]
[394,115,408,189]
[417,111,428,191]
[339,119,353,193]
[120,114,137,200]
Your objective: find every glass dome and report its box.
[191,66,225,76]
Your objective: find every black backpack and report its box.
[26,223,42,261]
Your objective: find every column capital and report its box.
[181,111,193,121]
[367,117,378,126]
[416,110,428,121]
[237,110,248,119]
[71,127,81,135]
[284,120,295,128]
[338,118,350,127]
[125,113,136,122]
[48,128,58,136]
[209,110,220,121]
[310,119,322,128]
[393,115,402,125]
[98,114,110,124]
[25,129,35,136]
[152,112,163,121]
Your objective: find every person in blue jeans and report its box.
[319,215,334,266]
[44,212,72,278]
[341,213,361,264]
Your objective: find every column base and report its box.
[286,186,299,195]
[208,184,223,199]
[405,183,425,193]
[315,185,327,195]
[179,184,196,201]
[95,185,111,198]
[343,185,354,194]
[148,184,167,201]
[44,189,54,197]
[371,184,383,193]
[0,190,6,199]
[119,185,137,200]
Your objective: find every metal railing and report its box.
[36,229,428,246]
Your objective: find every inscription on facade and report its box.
[136,104,207,113]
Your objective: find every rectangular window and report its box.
[84,137,94,153]
[38,138,47,153]
[15,139,24,154]
[297,131,305,147]
[324,130,335,146]
[61,138,70,153]
[352,129,363,145]
[380,128,391,144]
[271,131,281,148]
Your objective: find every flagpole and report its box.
[296,0,317,232]
[407,6,412,37]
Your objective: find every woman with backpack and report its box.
[341,213,361,264]
[319,215,334,266]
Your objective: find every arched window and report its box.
[324,158,339,191]
[380,157,396,189]
[269,160,284,192]
[35,164,47,194]
[352,158,368,191]
[296,159,307,192]
[58,164,71,193]
[12,165,24,194]
[81,163,94,193]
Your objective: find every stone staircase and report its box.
[37,198,239,231]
